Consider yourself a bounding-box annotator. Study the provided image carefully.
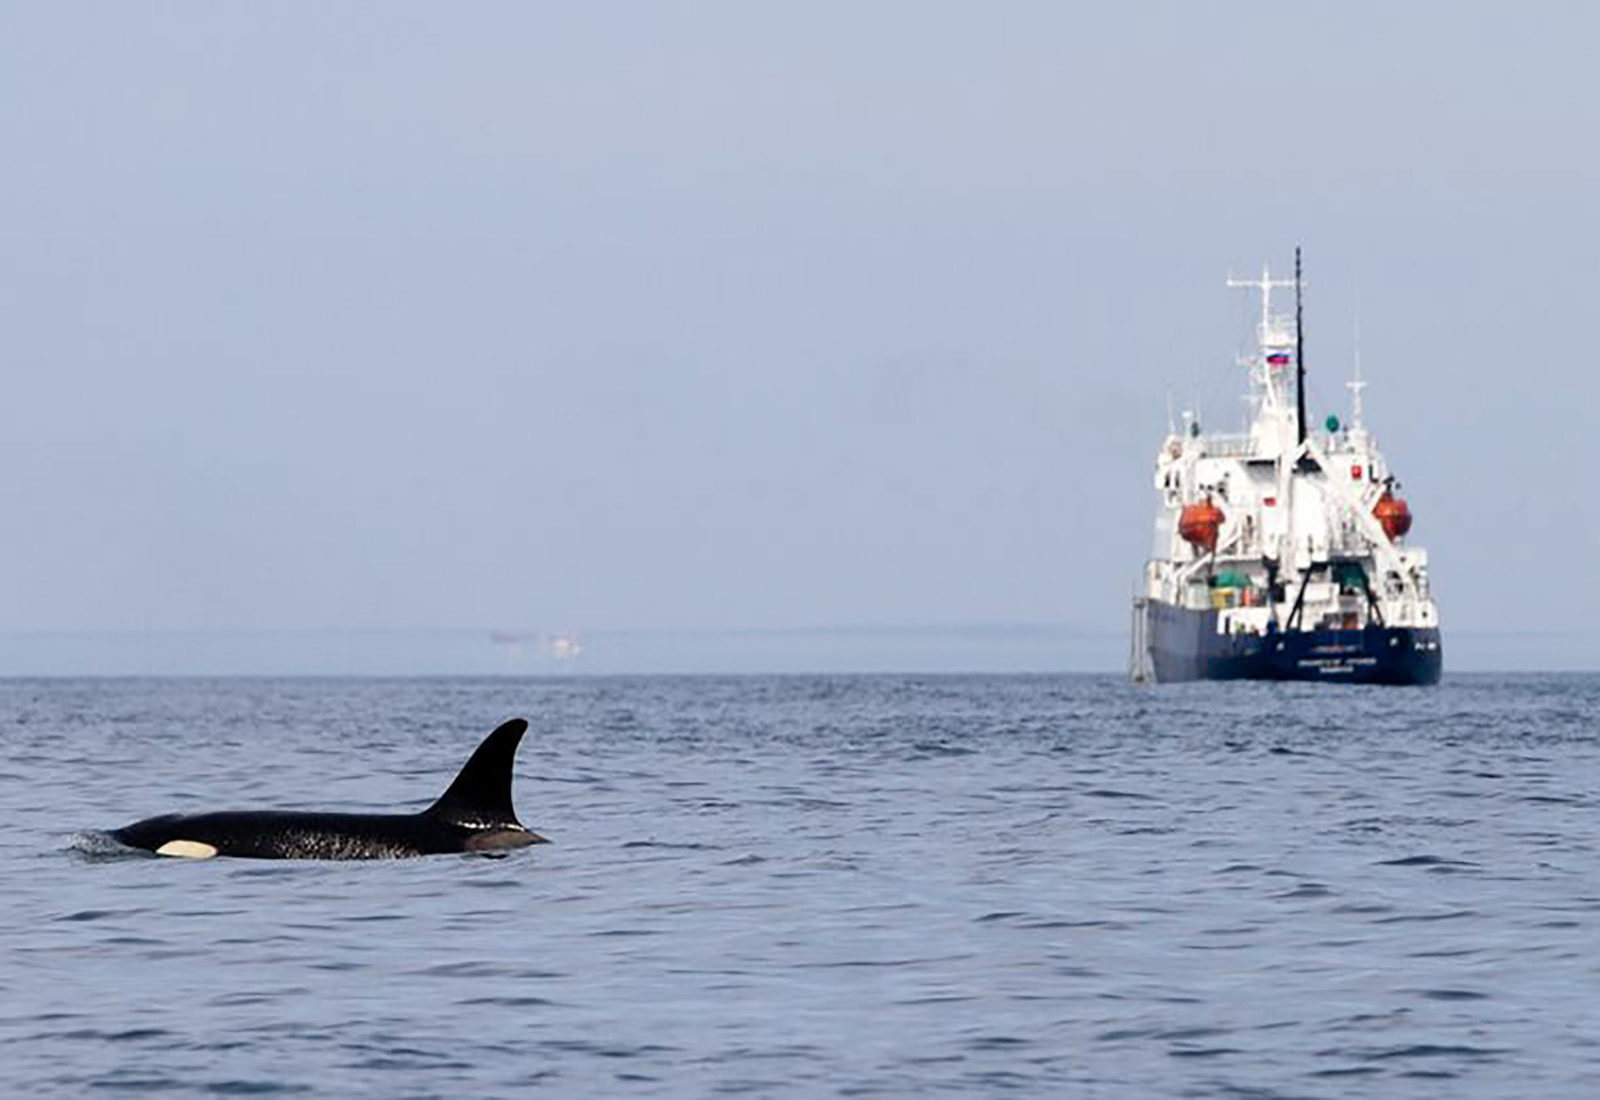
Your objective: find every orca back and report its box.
[108,717,542,860]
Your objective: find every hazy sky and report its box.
[1,4,1595,666]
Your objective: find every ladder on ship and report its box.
[1128,597,1154,683]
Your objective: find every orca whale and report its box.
[110,718,547,860]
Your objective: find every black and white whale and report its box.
[110,718,547,860]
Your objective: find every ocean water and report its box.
[3,674,1599,1098]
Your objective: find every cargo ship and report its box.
[1129,251,1442,684]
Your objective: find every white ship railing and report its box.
[1198,431,1375,460]
[1198,433,1258,458]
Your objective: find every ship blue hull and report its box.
[1143,600,1442,685]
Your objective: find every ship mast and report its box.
[1347,315,1367,433]
[1295,246,1307,446]
[1225,265,1296,426]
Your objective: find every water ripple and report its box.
[1,673,1598,1096]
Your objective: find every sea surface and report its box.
[3,674,1600,1098]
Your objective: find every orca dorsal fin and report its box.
[424,718,528,827]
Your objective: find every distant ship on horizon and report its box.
[1129,251,1442,684]
[489,630,583,661]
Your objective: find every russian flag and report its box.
[1266,351,1291,366]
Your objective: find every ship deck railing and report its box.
[1198,433,1258,458]
[1197,430,1369,461]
